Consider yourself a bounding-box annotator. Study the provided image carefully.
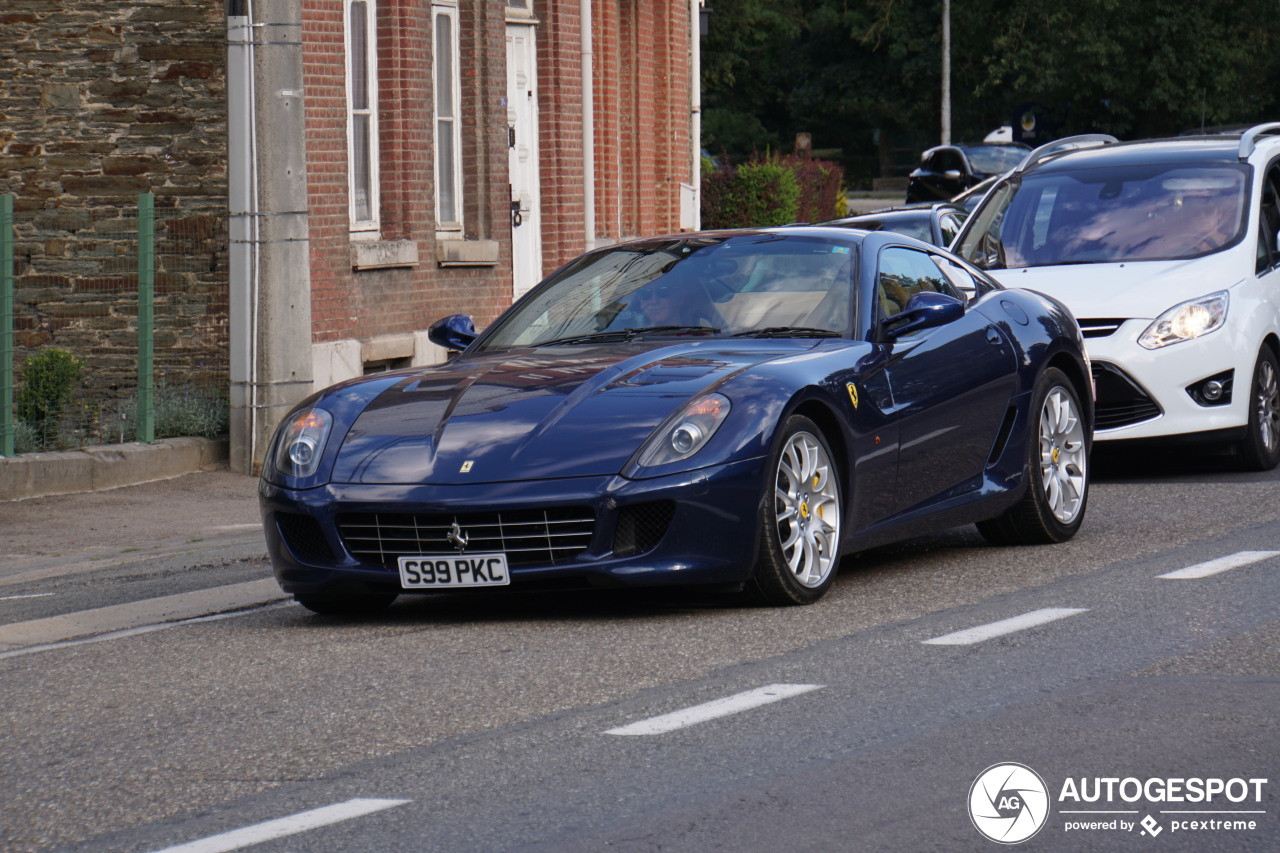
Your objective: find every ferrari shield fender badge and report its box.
[846,382,859,408]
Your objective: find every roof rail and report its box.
[1014,134,1119,174]
[1238,123,1280,160]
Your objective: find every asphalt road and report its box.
[1,447,1278,852]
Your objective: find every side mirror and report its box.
[884,291,965,338]
[428,314,477,351]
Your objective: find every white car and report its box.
[953,124,1280,469]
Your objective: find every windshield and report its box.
[477,234,856,350]
[991,164,1248,267]
[963,145,1028,174]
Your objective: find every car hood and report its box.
[330,342,804,485]
[986,256,1244,320]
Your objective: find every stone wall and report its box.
[0,0,229,433]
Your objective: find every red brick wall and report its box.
[533,2,587,274]
[301,0,513,346]
[536,0,694,275]
[300,0,694,342]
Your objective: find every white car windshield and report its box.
[994,164,1248,267]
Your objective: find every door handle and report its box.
[985,326,1002,345]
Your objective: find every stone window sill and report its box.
[437,238,499,268]
[350,239,419,270]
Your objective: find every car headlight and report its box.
[1138,291,1228,350]
[636,393,731,468]
[274,408,333,478]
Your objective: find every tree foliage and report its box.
[703,0,1280,170]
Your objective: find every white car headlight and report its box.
[1138,291,1229,350]
[636,393,731,468]
[274,408,333,478]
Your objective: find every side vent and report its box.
[987,406,1018,466]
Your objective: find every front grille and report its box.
[612,501,675,557]
[275,513,335,563]
[1091,361,1162,430]
[1078,318,1128,338]
[337,507,596,569]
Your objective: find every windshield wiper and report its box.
[624,325,722,337]
[731,326,842,338]
[534,325,720,347]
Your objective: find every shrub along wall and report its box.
[701,154,846,229]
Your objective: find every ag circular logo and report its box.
[968,763,1050,844]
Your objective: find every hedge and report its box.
[701,153,846,229]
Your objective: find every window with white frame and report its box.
[433,1,463,233]
[346,0,379,234]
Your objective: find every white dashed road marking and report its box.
[605,683,825,736]
[922,607,1089,646]
[1156,550,1279,580]
[146,798,410,853]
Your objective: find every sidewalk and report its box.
[0,459,275,650]
[0,435,265,591]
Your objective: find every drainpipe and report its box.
[226,0,257,474]
[690,0,702,230]
[581,0,595,250]
[226,0,313,474]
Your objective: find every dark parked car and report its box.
[261,227,1093,614]
[822,202,968,248]
[906,143,1030,203]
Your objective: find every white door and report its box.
[506,22,542,298]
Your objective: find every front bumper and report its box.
[259,457,767,597]
[1084,320,1251,442]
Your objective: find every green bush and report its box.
[153,382,229,439]
[100,381,230,443]
[16,348,85,450]
[11,420,40,454]
[700,153,845,229]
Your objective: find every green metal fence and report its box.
[0,193,229,457]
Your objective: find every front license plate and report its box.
[398,553,511,589]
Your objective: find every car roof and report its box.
[1027,135,1256,174]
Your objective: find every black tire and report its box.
[747,415,843,606]
[295,589,398,616]
[978,368,1089,545]
[1233,347,1280,471]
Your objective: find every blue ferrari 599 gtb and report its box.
[260,227,1093,613]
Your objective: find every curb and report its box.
[0,437,230,501]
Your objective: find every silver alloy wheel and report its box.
[1039,386,1087,524]
[773,430,841,588]
[1254,357,1280,454]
